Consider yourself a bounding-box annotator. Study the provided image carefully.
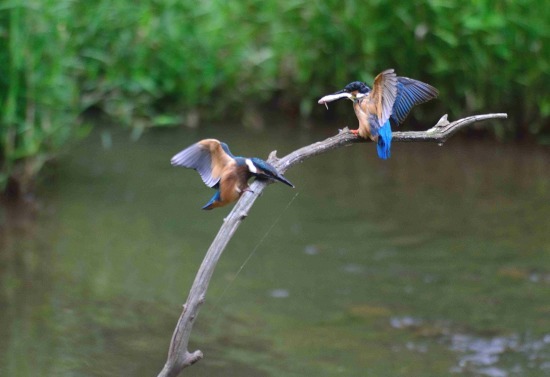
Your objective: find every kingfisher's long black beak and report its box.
[249,157,295,188]
[257,169,294,188]
[271,173,294,188]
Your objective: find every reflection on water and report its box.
[1,122,549,376]
[449,332,550,376]
[390,315,550,376]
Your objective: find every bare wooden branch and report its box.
[157,112,507,377]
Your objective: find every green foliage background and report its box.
[1,0,549,192]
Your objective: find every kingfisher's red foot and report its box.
[350,129,359,136]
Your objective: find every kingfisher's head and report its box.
[318,81,370,107]
[239,157,294,188]
[342,81,370,96]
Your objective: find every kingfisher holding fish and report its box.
[171,139,294,210]
[318,69,438,159]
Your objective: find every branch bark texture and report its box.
[157,112,507,377]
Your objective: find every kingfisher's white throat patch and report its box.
[245,159,258,173]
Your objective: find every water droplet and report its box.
[390,316,422,329]
[269,289,289,298]
[342,263,364,274]
[304,244,319,255]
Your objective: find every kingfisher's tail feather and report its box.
[377,121,392,159]
[202,191,221,210]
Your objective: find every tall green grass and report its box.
[1,0,549,195]
[0,0,80,194]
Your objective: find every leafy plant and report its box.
[1,0,548,195]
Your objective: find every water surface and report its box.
[1,122,549,376]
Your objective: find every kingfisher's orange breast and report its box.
[354,98,377,141]
[218,165,250,206]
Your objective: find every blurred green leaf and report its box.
[151,115,182,127]
[1,0,549,194]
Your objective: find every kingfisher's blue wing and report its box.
[390,77,438,125]
[171,139,234,188]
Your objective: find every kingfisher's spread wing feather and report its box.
[391,77,439,125]
[171,139,234,188]
[316,68,438,161]
[371,69,398,127]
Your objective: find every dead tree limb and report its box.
[157,112,507,377]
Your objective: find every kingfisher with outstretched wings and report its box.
[319,69,438,159]
[171,139,294,209]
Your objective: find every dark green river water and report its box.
[1,121,549,376]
